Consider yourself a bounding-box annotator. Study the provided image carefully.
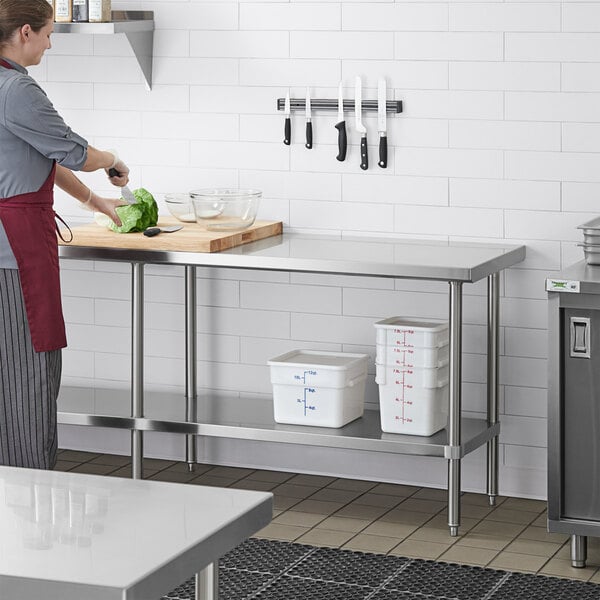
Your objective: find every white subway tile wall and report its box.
[50,0,599,498]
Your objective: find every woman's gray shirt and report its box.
[0,58,88,268]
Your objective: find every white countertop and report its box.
[0,466,272,599]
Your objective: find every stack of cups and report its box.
[374,317,450,436]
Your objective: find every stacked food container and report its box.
[374,317,450,436]
[578,217,600,265]
[268,350,369,428]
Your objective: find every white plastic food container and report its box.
[378,383,448,436]
[375,363,449,389]
[374,317,449,348]
[376,343,449,369]
[268,350,368,428]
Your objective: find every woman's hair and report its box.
[0,0,53,50]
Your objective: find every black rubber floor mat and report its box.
[161,539,600,600]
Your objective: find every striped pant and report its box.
[0,268,60,469]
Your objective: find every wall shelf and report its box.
[53,11,154,89]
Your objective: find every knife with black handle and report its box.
[335,122,347,161]
[355,76,368,171]
[305,87,313,149]
[305,120,313,149]
[335,82,347,161]
[378,136,387,169]
[360,136,369,171]
[377,78,388,169]
[283,91,291,145]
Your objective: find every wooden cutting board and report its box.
[59,218,283,253]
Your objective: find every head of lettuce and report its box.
[104,188,159,233]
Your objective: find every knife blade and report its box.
[283,91,291,145]
[143,225,183,237]
[377,77,388,169]
[355,76,368,170]
[108,168,136,204]
[305,87,313,149]
[335,81,347,162]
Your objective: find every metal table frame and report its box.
[58,233,525,536]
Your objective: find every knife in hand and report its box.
[377,77,388,169]
[355,76,368,170]
[108,168,136,204]
[305,87,313,149]
[335,81,347,161]
[283,91,291,145]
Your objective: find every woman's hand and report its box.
[85,193,127,227]
[105,152,130,187]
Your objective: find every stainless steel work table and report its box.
[58,232,526,536]
[0,465,272,600]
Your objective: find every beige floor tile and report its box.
[245,470,294,484]
[438,545,499,566]
[379,508,432,527]
[398,498,447,515]
[272,509,284,518]
[539,558,597,581]
[88,454,131,467]
[254,523,309,542]
[317,516,371,533]
[150,470,198,483]
[189,475,237,487]
[471,519,527,539]
[327,479,377,493]
[208,466,255,480]
[58,450,100,462]
[412,488,448,502]
[589,569,600,584]
[273,511,327,528]
[343,533,401,554]
[273,496,302,511]
[53,460,79,472]
[229,479,278,492]
[518,525,569,544]
[287,474,337,487]
[334,503,390,520]
[291,498,344,515]
[486,507,539,525]
[353,493,403,509]
[309,488,362,504]
[409,527,464,544]
[531,512,548,527]
[296,528,355,548]
[501,497,547,513]
[390,539,453,560]
[272,483,321,499]
[141,458,177,470]
[460,503,494,520]
[488,551,547,573]
[69,463,119,476]
[455,533,511,551]
[370,483,419,497]
[110,466,160,479]
[362,521,418,540]
[504,538,562,558]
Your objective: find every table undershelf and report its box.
[57,386,497,460]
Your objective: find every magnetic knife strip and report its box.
[277,98,403,113]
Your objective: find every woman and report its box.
[0,0,129,469]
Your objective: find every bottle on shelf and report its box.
[54,0,72,22]
[88,0,111,22]
[72,0,89,22]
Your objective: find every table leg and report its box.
[486,273,500,507]
[571,535,587,568]
[195,560,219,600]
[131,262,144,480]
[448,281,463,537]
[185,266,198,472]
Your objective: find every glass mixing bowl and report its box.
[189,189,261,231]
[164,193,196,223]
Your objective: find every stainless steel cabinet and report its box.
[548,263,600,567]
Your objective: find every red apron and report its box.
[0,57,66,352]
[0,163,67,352]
